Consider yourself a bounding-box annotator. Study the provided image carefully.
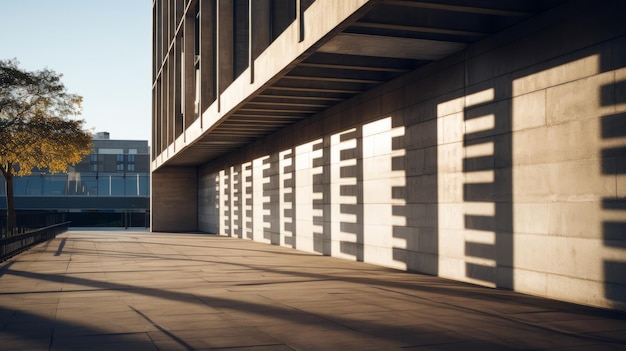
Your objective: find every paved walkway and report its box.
[0,230,625,351]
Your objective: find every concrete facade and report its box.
[153,0,626,310]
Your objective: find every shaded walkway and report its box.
[0,230,625,350]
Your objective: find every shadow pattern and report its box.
[463,85,514,289]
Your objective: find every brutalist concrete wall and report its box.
[198,1,626,309]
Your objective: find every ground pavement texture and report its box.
[0,229,625,351]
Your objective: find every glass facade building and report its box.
[0,133,150,227]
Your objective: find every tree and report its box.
[0,59,93,235]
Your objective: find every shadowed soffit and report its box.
[164,0,566,167]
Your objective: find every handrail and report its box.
[0,221,70,262]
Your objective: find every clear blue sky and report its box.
[0,0,152,142]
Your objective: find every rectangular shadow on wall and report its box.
[312,138,331,255]
[263,153,280,245]
[336,128,364,260]
[233,165,243,238]
[243,162,254,239]
[462,83,514,289]
[280,149,296,248]
[390,114,432,273]
[222,169,231,235]
[601,68,626,305]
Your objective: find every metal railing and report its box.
[0,212,68,235]
[0,221,70,262]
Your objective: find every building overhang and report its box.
[153,0,566,170]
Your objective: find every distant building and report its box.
[0,132,150,227]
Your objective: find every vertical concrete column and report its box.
[161,62,168,153]
[152,4,158,81]
[183,12,196,129]
[174,35,183,137]
[296,0,303,42]
[154,80,161,157]
[151,167,198,232]
[157,78,163,154]
[168,51,176,146]
[152,86,158,159]
[217,0,234,109]
[249,0,270,83]
[199,0,216,115]
[162,0,169,64]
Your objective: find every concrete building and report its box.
[151,0,626,310]
[0,132,150,227]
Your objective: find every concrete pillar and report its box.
[151,167,198,232]
[168,50,175,145]
[297,0,303,42]
[183,11,196,128]
[174,34,183,137]
[160,63,167,154]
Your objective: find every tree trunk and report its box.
[6,173,16,235]
[2,165,16,236]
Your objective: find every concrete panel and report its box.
[546,273,605,308]
[514,234,605,282]
[436,143,463,173]
[618,176,626,198]
[437,112,464,144]
[547,202,603,239]
[513,268,548,297]
[513,159,615,203]
[546,72,614,125]
[512,54,601,97]
[511,90,546,131]
[513,118,603,166]
[406,120,438,149]
[512,202,549,235]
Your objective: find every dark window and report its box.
[270,0,296,41]
[125,175,138,196]
[42,174,67,195]
[110,176,124,195]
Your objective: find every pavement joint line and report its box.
[129,305,194,351]
[373,285,626,345]
[48,328,54,351]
